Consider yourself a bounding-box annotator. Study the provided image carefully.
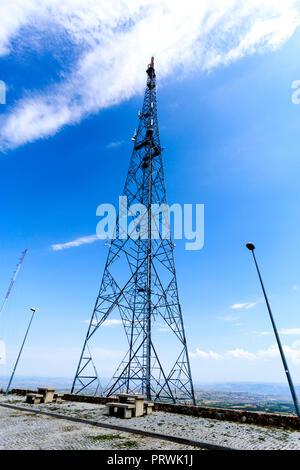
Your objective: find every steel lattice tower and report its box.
[71,58,195,404]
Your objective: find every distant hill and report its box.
[0,376,73,392]
[193,382,300,398]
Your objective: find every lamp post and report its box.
[5,307,37,395]
[246,243,300,421]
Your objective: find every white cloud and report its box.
[231,302,257,310]
[51,234,101,250]
[225,348,257,360]
[0,1,299,150]
[257,344,279,360]
[221,314,245,321]
[102,319,124,327]
[189,348,222,360]
[251,330,272,336]
[84,318,127,327]
[106,140,124,149]
[190,342,300,364]
[280,328,300,335]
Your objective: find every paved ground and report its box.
[0,403,198,450]
[0,394,300,450]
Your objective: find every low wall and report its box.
[153,402,300,430]
[11,388,300,430]
[12,389,113,405]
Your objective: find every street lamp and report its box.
[246,243,300,421]
[5,307,37,395]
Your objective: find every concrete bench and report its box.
[26,393,43,404]
[144,401,154,415]
[106,402,135,419]
[37,388,56,404]
[53,393,64,403]
[117,394,145,417]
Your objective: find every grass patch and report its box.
[114,440,139,449]
[87,434,124,441]
[47,406,63,412]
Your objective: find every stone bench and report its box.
[117,394,145,417]
[106,402,135,419]
[26,393,43,404]
[37,388,56,404]
[53,393,64,403]
[144,401,154,415]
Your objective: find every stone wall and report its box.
[11,388,300,430]
[153,402,300,430]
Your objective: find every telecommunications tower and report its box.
[72,58,195,404]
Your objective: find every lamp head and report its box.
[246,242,255,251]
[30,307,36,312]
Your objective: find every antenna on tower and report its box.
[131,129,137,141]
[0,249,28,318]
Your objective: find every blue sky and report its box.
[1,2,300,386]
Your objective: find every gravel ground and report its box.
[0,394,300,450]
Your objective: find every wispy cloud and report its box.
[190,343,300,364]
[190,349,222,360]
[231,302,257,310]
[102,319,123,327]
[84,318,126,327]
[260,331,272,336]
[51,234,100,251]
[250,330,271,336]
[253,329,300,337]
[280,328,300,335]
[292,285,299,291]
[106,140,124,149]
[221,314,245,322]
[226,348,257,360]
[1,1,299,150]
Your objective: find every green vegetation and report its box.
[87,434,124,441]
[87,434,139,449]
[114,440,139,449]
[195,394,296,415]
